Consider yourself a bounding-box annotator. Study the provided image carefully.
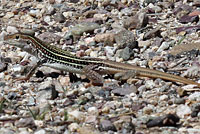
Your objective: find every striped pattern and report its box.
[5,33,106,69]
[4,33,200,87]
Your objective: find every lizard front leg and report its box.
[14,59,46,81]
[83,64,104,86]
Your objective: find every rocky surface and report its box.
[0,0,200,134]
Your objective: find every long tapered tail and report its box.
[104,60,200,87]
[137,67,200,87]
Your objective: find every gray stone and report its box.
[112,86,137,96]
[36,81,58,103]
[15,118,35,128]
[173,98,185,104]
[64,22,100,40]
[114,30,137,49]
[123,11,148,29]
[0,82,6,87]
[120,47,133,60]
[99,120,116,132]
[54,12,66,23]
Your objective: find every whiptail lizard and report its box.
[3,32,200,87]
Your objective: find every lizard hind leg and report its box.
[83,64,104,86]
[114,70,139,81]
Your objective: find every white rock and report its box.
[3,12,14,19]
[24,15,34,23]
[111,9,119,16]
[104,46,115,59]
[29,56,38,64]
[0,72,5,79]
[36,3,45,9]
[55,0,63,3]
[138,40,151,47]
[157,42,170,53]
[88,107,98,115]
[38,81,53,91]
[12,65,25,73]
[101,106,110,113]
[18,128,29,134]
[63,11,73,18]
[34,120,44,127]
[29,9,39,17]
[187,128,200,134]
[84,37,95,44]
[121,0,127,4]
[0,12,5,17]
[18,52,28,58]
[0,31,7,41]
[15,3,21,8]
[85,115,97,123]
[44,16,51,23]
[90,51,98,58]
[0,128,16,134]
[94,13,107,20]
[159,95,168,101]
[6,26,18,34]
[176,104,191,118]
[63,129,70,134]
[145,80,155,89]
[68,123,79,132]
[79,86,87,92]
[0,41,3,46]
[121,7,132,16]
[161,31,168,38]
[188,92,200,101]
[68,110,84,121]
[148,4,162,13]
[34,129,46,134]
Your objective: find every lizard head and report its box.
[3,33,39,55]
[4,33,32,48]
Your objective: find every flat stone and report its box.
[146,114,180,127]
[99,119,116,132]
[112,86,137,96]
[3,12,14,19]
[15,118,35,128]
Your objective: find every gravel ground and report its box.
[0,0,200,134]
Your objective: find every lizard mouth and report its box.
[3,40,35,55]
[3,40,27,48]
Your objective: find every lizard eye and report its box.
[15,35,19,39]
[27,40,31,44]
